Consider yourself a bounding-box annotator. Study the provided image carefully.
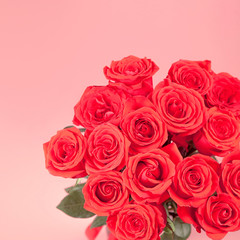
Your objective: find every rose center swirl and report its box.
[55,140,76,162]
[135,119,154,139]
[95,181,121,202]
[136,160,162,188]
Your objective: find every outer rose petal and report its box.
[177,206,201,233]
[85,224,103,240]
[161,142,183,165]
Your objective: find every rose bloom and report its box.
[123,143,182,203]
[43,127,87,178]
[104,55,159,96]
[193,107,240,157]
[220,150,240,205]
[73,86,125,130]
[178,194,240,240]
[121,104,167,153]
[168,154,220,207]
[152,80,207,136]
[85,123,129,174]
[167,59,213,95]
[107,203,167,240]
[82,171,129,216]
[205,72,240,118]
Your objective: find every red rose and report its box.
[167,59,213,95]
[220,150,240,205]
[82,171,129,216]
[123,143,182,203]
[121,97,168,153]
[178,194,240,240]
[73,86,125,130]
[152,79,207,136]
[104,55,159,96]
[85,123,129,174]
[43,127,87,178]
[107,203,167,240]
[168,154,220,207]
[205,72,240,118]
[193,107,240,157]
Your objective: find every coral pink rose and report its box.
[85,123,129,174]
[43,127,87,178]
[168,154,220,207]
[82,171,129,216]
[73,86,125,130]
[167,59,213,95]
[193,107,240,157]
[107,203,167,240]
[220,150,240,205]
[104,55,159,96]
[178,194,240,240]
[123,143,182,203]
[121,98,168,153]
[205,72,240,118]
[152,80,207,136]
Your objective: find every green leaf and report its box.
[57,184,95,218]
[211,155,219,162]
[91,216,107,229]
[161,232,186,240]
[79,128,86,133]
[163,201,170,217]
[164,226,173,234]
[161,232,173,240]
[187,150,199,157]
[64,125,74,129]
[173,217,191,239]
[65,183,85,193]
[167,217,175,232]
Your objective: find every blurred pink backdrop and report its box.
[0,0,240,239]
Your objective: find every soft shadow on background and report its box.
[0,0,240,239]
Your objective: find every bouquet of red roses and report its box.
[43,56,240,240]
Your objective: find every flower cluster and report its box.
[44,56,240,240]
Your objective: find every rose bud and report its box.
[168,154,220,207]
[82,171,129,216]
[104,55,159,96]
[167,59,213,95]
[152,80,207,136]
[43,127,87,178]
[85,123,129,174]
[73,86,125,130]
[193,107,240,157]
[107,203,167,240]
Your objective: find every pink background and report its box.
[1,0,240,239]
